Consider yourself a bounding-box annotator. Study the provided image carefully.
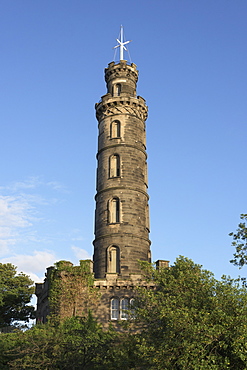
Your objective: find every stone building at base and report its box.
[35,37,168,326]
[35,258,169,327]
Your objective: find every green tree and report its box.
[133,256,247,369]
[0,314,141,370]
[229,214,247,268]
[0,323,56,369]
[3,258,247,369]
[0,263,34,328]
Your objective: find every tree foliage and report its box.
[1,258,247,369]
[48,260,99,323]
[134,256,247,369]
[0,263,34,328]
[229,214,247,267]
[0,314,133,370]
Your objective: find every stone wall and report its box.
[35,259,162,328]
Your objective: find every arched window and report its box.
[110,120,121,138]
[116,84,121,96]
[111,298,119,320]
[107,245,120,273]
[109,154,120,178]
[120,298,129,320]
[108,197,120,223]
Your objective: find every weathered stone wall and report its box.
[94,61,151,279]
[35,60,157,327]
[105,61,138,97]
[35,260,158,328]
[35,260,99,323]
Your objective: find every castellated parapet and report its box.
[104,61,139,97]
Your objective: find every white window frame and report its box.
[110,298,135,321]
[120,298,129,320]
[111,298,119,320]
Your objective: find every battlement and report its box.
[105,60,138,82]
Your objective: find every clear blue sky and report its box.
[1,0,247,284]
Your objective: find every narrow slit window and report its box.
[116,84,121,96]
[109,197,120,223]
[109,154,120,178]
[107,245,120,273]
[111,121,121,138]
[146,203,150,231]
[144,161,148,187]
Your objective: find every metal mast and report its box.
[113,25,131,61]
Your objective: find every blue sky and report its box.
[0,0,247,285]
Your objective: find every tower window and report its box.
[107,245,120,273]
[144,161,148,187]
[111,298,119,320]
[146,203,150,231]
[109,154,120,178]
[110,120,121,138]
[116,84,121,96]
[108,197,120,223]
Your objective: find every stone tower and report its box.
[35,30,167,326]
[93,60,151,279]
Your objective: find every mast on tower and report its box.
[113,25,132,61]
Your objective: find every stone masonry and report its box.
[93,60,151,279]
[35,59,168,327]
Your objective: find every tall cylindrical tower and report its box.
[93,60,151,279]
